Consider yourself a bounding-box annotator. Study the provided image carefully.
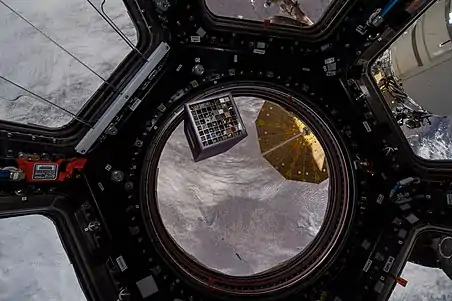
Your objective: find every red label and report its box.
[16,158,87,182]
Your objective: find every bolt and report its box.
[84,221,100,232]
[124,181,134,191]
[15,189,26,196]
[106,126,118,136]
[192,64,204,76]
[111,170,125,183]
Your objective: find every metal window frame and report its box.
[75,41,170,154]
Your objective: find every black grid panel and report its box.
[184,94,247,162]
[189,96,244,147]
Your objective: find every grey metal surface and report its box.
[75,42,170,154]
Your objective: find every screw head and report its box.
[124,181,134,190]
[192,64,204,76]
[106,126,118,136]
[111,170,125,183]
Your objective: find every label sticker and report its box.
[447,194,452,206]
[326,71,336,76]
[383,256,395,272]
[253,49,265,54]
[32,163,58,180]
[374,280,384,293]
[376,194,384,204]
[363,259,372,272]
[325,57,335,64]
[406,213,419,224]
[400,203,411,211]
[136,274,159,298]
[363,121,372,132]
[157,104,167,112]
[130,97,143,111]
[398,229,407,239]
[196,27,206,37]
[190,80,199,88]
[116,255,128,272]
[397,276,408,287]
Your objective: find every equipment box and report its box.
[184,93,247,162]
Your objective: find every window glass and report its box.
[372,0,452,160]
[0,0,137,128]
[0,215,86,301]
[205,0,334,27]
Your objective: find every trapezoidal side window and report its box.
[0,214,87,301]
[371,0,452,161]
[0,0,138,128]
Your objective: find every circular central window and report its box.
[156,96,329,276]
[142,85,353,297]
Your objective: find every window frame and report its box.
[0,0,162,148]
